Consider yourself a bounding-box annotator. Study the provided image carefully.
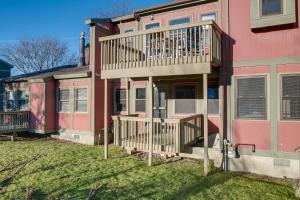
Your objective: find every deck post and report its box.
[219,85,224,150]
[126,77,130,115]
[104,78,108,160]
[203,74,209,176]
[148,76,153,166]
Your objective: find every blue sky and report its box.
[0,0,171,55]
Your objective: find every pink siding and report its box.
[233,120,271,150]
[277,64,300,73]
[57,79,92,132]
[208,116,220,134]
[141,2,219,28]
[30,82,45,131]
[230,0,300,61]
[233,66,270,75]
[278,122,300,152]
[45,80,56,131]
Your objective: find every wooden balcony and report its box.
[0,111,30,134]
[112,114,203,155]
[99,20,222,79]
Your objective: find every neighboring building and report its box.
[85,0,300,179]
[0,59,13,111]
[2,33,106,145]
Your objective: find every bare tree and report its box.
[0,37,77,74]
[95,0,134,18]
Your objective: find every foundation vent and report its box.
[273,159,290,167]
[73,134,81,140]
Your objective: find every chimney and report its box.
[79,32,86,67]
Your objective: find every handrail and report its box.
[179,114,203,123]
[99,20,220,42]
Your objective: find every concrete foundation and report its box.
[51,131,95,145]
[230,154,299,179]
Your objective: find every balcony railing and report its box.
[99,20,222,79]
[0,111,30,134]
[112,114,203,154]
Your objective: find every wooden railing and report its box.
[112,114,203,154]
[100,20,222,79]
[0,111,30,134]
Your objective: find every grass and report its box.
[0,139,298,200]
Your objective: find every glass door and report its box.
[153,86,167,119]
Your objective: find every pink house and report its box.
[2,0,300,179]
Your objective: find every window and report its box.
[75,88,88,112]
[124,28,134,33]
[236,77,267,119]
[175,86,196,114]
[261,0,283,16]
[135,88,146,112]
[58,89,70,112]
[18,90,28,110]
[145,22,160,30]
[169,17,190,26]
[115,89,126,112]
[281,75,300,120]
[6,91,15,111]
[201,13,216,21]
[250,0,296,28]
[208,88,219,115]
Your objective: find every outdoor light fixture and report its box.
[150,15,154,20]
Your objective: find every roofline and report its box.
[111,14,135,22]
[85,18,112,25]
[0,60,13,68]
[135,0,213,16]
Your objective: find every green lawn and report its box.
[0,139,298,200]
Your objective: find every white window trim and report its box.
[144,21,161,30]
[279,73,300,122]
[57,88,71,113]
[74,87,88,113]
[168,15,193,26]
[113,87,127,114]
[200,12,218,23]
[134,87,147,114]
[233,74,269,121]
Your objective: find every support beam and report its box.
[148,76,153,166]
[104,79,108,160]
[203,74,209,176]
[126,78,130,115]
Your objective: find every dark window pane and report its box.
[145,23,160,30]
[282,75,300,120]
[175,86,196,114]
[236,77,266,119]
[115,89,126,112]
[136,88,146,99]
[136,100,146,112]
[169,17,190,26]
[124,29,134,33]
[262,0,282,16]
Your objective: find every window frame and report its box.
[18,90,29,111]
[168,16,192,26]
[74,87,88,113]
[144,21,161,30]
[174,84,197,115]
[234,75,268,120]
[200,12,217,22]
[280,73,300,121]
[113,88,127,114]
[58,88,70,113]
[134,87,146,113]
[260,0,283,17]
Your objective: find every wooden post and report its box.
[104,79,108,160]
[148,76,153,166]
[203,74,209,176]
[126,78,130,115]
[219,85,224,149]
